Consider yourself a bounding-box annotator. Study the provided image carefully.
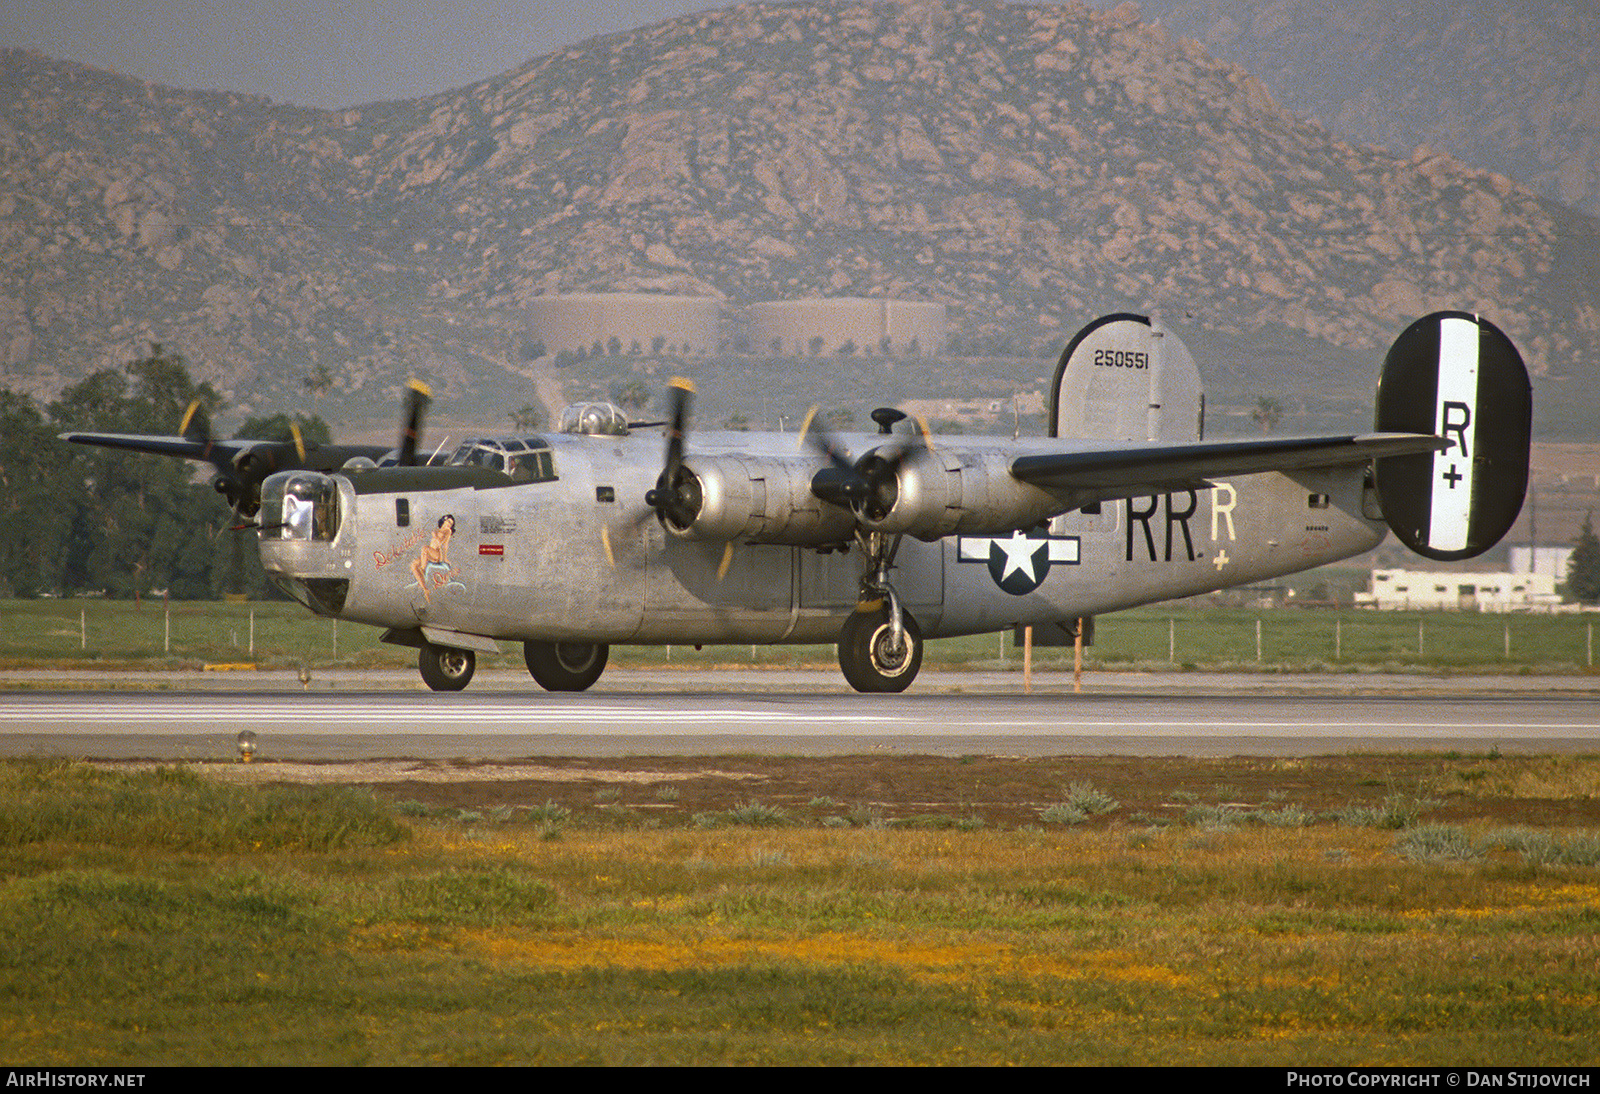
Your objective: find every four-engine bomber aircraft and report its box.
[66,310,1532,693]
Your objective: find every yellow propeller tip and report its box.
[406,379,433,398]
[669,376,695,394]
[797,405,819,437]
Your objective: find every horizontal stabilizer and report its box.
[1012,432,1443,503]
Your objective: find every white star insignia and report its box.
[993,530,1043,582]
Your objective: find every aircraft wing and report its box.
[60,430,395,516]
[60,432,391,470]
[1010,432,1446,502]
[59,431,227,462]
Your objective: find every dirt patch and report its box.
[136,753,1600,830]
[201,760,764,786]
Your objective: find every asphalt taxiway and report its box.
[1,668,1595,760]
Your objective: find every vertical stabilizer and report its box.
[1374,311,1531,561]
[1049,313,1203,442]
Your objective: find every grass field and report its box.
[4,602,1595,1064]
[3,598,1598,675]
[0,758,1596,1066]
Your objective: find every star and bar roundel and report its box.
[957,528,1080,595]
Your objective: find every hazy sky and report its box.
[0,1,709,107]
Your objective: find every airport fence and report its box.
[1,599,1597,675]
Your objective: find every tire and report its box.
[837,606,922,693]
[419,643,475,691]
[524,640,609,692]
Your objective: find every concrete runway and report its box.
[1,668,1597,760]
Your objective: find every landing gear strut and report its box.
[418,643,475,691]
[837,530,922,693]
[524,640,609,692]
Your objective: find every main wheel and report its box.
[418,643,475,691]
[524,640,609,692]
[838,606,922,693]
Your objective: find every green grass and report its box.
[3,599,1598,675]
[0,760,1596,1065]
[0,759,409,851]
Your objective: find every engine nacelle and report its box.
[666,454,858,545]
[859,448,1065,540]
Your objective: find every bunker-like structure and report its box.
[748,298,945,357]
[526,293,719,356]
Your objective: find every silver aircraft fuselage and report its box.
[260,427,1384,647]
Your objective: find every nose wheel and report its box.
[418,643,475,691]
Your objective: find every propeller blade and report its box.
[803,407,928,523]
[799,407,855,473]
[289,421,306,463]
[646,378,699,529]
[179,398,229,471]
[663,376,693,480]
[179,398,258,514]
[179,399,211,444]
[796,405,819,450]
[397,379,432,467]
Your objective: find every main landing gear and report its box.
[524,640,609,692]
[836,529,922,693]
[838,599,922,692]
[418,642,475,691]
[414,639,608,692]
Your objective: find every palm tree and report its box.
[1251,397,1282,432]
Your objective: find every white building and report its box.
[1508,545,1572,580]
[1354,569,1560,612]
[526,293,719,356]
[748,298,945,357]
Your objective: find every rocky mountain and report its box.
[1123,0,1600,220]
[1,0,1596,435]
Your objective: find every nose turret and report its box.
[258,470,350,614]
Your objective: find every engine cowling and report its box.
[663,454,858,545]
[856,448,1065,540]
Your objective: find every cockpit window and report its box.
[507,447,556,483]
[558,402,630,436]
[446,441,506,471]
[445,437,557,482]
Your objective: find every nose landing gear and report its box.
[418,643,475,691]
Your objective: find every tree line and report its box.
[0,345,326,600]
